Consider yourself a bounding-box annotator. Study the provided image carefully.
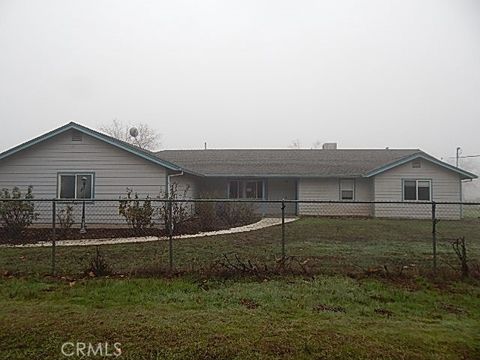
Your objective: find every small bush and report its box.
[0,186,38,240]
[216,202,259,228]
[195,196,217,232]
[86,246,112,277]
[194,195,260,232]
[159,183,192,235]
[57,204,74,232]
[119,188,155,234]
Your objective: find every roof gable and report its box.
[365,152,477,180]
[0,122,183,172]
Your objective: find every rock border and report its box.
[2,217,298,248]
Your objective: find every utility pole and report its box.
[456,147,461,167]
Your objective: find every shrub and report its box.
[119,188,155,233]
[195,194,218,231]
[216,202,259,228]
[57,204,74,232]
[0,186,38,240]
[86,246,112,277]
[195,194,260,232]
[159,183,192,235]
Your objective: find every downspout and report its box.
[167,171,184,197]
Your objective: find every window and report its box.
[340,179,354,200]
[228,180,264,199]
[403,179,431,201]
[245,181,263,199]
[58,174,93,199]
[229,180,241,199]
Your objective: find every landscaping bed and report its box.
[0,214,261,245]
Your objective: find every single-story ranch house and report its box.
[0,122,476,219]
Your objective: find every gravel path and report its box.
[2,217,298,248]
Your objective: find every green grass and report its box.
[1,217,479,277]
[0,276,479,359]
[1,218,479,358]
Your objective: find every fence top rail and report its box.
[0,198,480,206]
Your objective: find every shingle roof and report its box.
[155,149,422,177]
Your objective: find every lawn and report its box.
[0,275,479,359]
[1,218,479,358]
[1,217,479,277]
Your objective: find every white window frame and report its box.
[57,173,95,199]
[402,179,432,201]
[339,179,355,201]
[228,179,264,200]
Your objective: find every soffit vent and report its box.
[72,130,83,142]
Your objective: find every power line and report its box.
[447,154,480,159]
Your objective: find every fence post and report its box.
[431,201,437,274]
[168,199,173,270]
[51,200,56,276]
[281,199,286,259]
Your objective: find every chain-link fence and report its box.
[0,198,479,278]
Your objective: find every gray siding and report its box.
[169,173,200,216]
[0,130,171,224]
[265,178,297,215]
[0,130,169,198]
[297,178,374,216]
[373,159,462,219]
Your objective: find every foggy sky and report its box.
[1,0,479,164]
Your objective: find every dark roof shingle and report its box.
[155,149,421,177]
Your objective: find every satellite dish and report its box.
[129,127,139,138]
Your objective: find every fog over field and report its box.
[0,0,479,199]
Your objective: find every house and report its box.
[0,122,476,220]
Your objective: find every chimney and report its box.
[322,142,337,150]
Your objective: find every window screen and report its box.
[403,180,431,201]
[340,179,354,200]
[228,180,263,199]
[417,181,431,201]
[59,175,75,199]
[245,181,263,199]
[403,180,417,200]
[58,174,93,199]
[76,175,92,199]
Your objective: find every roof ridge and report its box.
[157,148,421,153]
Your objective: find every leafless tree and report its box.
[289,139,323,149]
[289,139,301,149]
[311,140,322,149]
[99,119,161,150]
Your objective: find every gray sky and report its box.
[1,0,479,164]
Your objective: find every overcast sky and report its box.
[1,0,479,164]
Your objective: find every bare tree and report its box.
[99,119,161,150]
[311,140,322,149]
[289,139,301,149]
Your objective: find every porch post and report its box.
[262,179,267,216]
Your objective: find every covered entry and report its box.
[264,178,297,215]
